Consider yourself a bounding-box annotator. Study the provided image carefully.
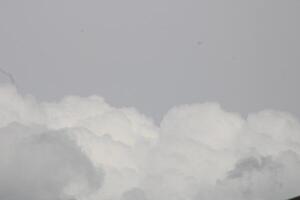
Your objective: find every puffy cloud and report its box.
[0,84,300,200]
[0,123,102,200]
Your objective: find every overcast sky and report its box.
[1,0,300,120]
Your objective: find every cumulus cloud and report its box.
[0,123,102,200]
[0,84,300,200]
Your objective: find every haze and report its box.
[0,0,300,120]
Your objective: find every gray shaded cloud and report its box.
[0,123,102,200]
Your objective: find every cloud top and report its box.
[0,84,299,200]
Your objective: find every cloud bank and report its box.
[0,84,300,200]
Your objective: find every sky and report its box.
[1,0,300,121]
[1,1,300,200]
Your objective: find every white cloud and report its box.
[0,84,300,200]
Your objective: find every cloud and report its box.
[0,84,300,200]
[0,123,102,200]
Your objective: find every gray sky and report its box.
[0,0,300,120]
